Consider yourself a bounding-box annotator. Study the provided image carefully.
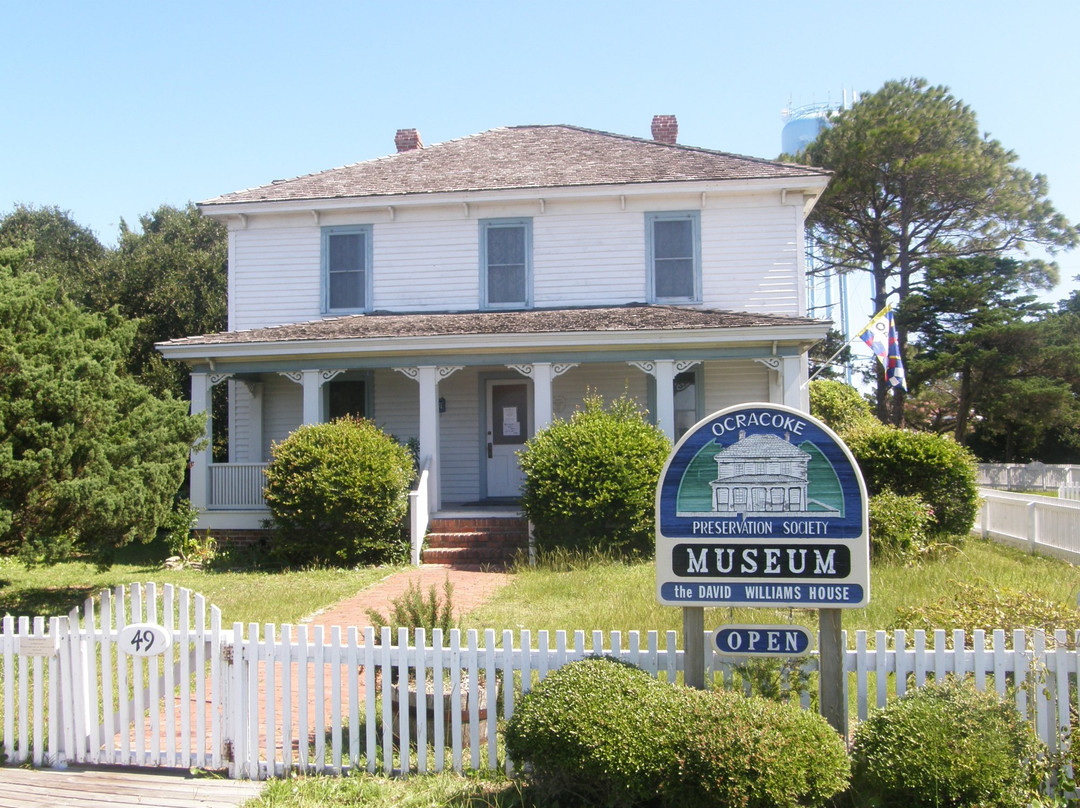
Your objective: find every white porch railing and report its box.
[209,463,269,510]
[409,458,432,566]
[976,488,1080,563]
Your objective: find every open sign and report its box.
[713,624,813,657]
[118,623,172,657]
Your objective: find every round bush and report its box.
[263,417,414,566]
[845,423,978,539]
[809,379,876,436]
[868,490,934,560]
[505,657,684,807]
[851,678,1045,808]
[505,657,850,808]
[670,687,849,808]
[518,394,670,556]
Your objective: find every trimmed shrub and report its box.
[809,378,876,436]
[505,657,850,808]
[672,688,850,808]
[851,678,1045,808]
[505,657,684,807]
[518,393,670,557]
[263,417,413,566]
[845,423,978,539]
[868,490,934,560]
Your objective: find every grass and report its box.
[0,536,402,626]
[464,539,1080,645]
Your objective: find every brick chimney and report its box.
[651,115,678,145]
[395,128,423,152]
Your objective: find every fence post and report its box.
[1027,501,1038,555]
[981,498,989,540]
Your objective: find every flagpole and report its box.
[802,335,858,388]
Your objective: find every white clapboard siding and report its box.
[702,359,771,411]
[374,219,479,311]
[703,205,801,316]
[231,227,322,331]
[437,369,483,504]
[533,212,647,306]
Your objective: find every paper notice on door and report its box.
[503,406,520,436]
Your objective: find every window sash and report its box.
[648,213,699,302]
[482,220,531,308]
[324,227,370,312]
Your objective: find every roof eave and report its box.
[196,175,832,220]
[156,321,831,363]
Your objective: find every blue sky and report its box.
[4,0,1079,319]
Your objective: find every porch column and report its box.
[758,356,809,413]
[628,359,687,441]
[394,365,462,511]
[508,362,577,429]
[189,371,212,512]
[279,369,345,425]
[301,369,322,425]
[784,355,807,411]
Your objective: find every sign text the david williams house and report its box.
[655,403,869,608]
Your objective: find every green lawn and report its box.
[0,538,401,627]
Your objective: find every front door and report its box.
[486,380,531,498]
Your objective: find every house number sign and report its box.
[656,403,869,608]
[118,623,172,656]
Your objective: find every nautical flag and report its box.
[858,306,907,391]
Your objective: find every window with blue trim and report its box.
[646,211,700,303]
[480,218,532,308]
[323,225,372,312]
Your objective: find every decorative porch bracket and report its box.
[754,356,805,410]
[627,360,701,440]
[507,362,578,429]
[278,369,345,425]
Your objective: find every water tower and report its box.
[782,94,855,380]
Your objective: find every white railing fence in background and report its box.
[978,462,1080,493]
[3,585,1080,785]
[977,488,1080,563]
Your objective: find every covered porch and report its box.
[159,306,828,555]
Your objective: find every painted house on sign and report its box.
[711,431,811,514]
[156,116,832,560]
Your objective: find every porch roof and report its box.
[158,305,829,361]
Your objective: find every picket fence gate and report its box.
[2,583,1080,781]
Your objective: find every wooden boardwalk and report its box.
[0,766,263,808]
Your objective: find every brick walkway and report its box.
[302,565,514,633]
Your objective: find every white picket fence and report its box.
[978,462,1080,492]
[2,583,1080,781]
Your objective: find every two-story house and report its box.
[157,116,832,561]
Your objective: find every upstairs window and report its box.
[480,218,532,309]
[323,225,372,312]
[647,211,700,303]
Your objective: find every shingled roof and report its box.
[200,125,829,207]
[159,305,826,348]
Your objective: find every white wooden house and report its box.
[157,116,832,560]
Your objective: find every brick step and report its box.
[421,517,529,567]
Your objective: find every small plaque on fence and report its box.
[119,623,172,656]
[18,636,57,657]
